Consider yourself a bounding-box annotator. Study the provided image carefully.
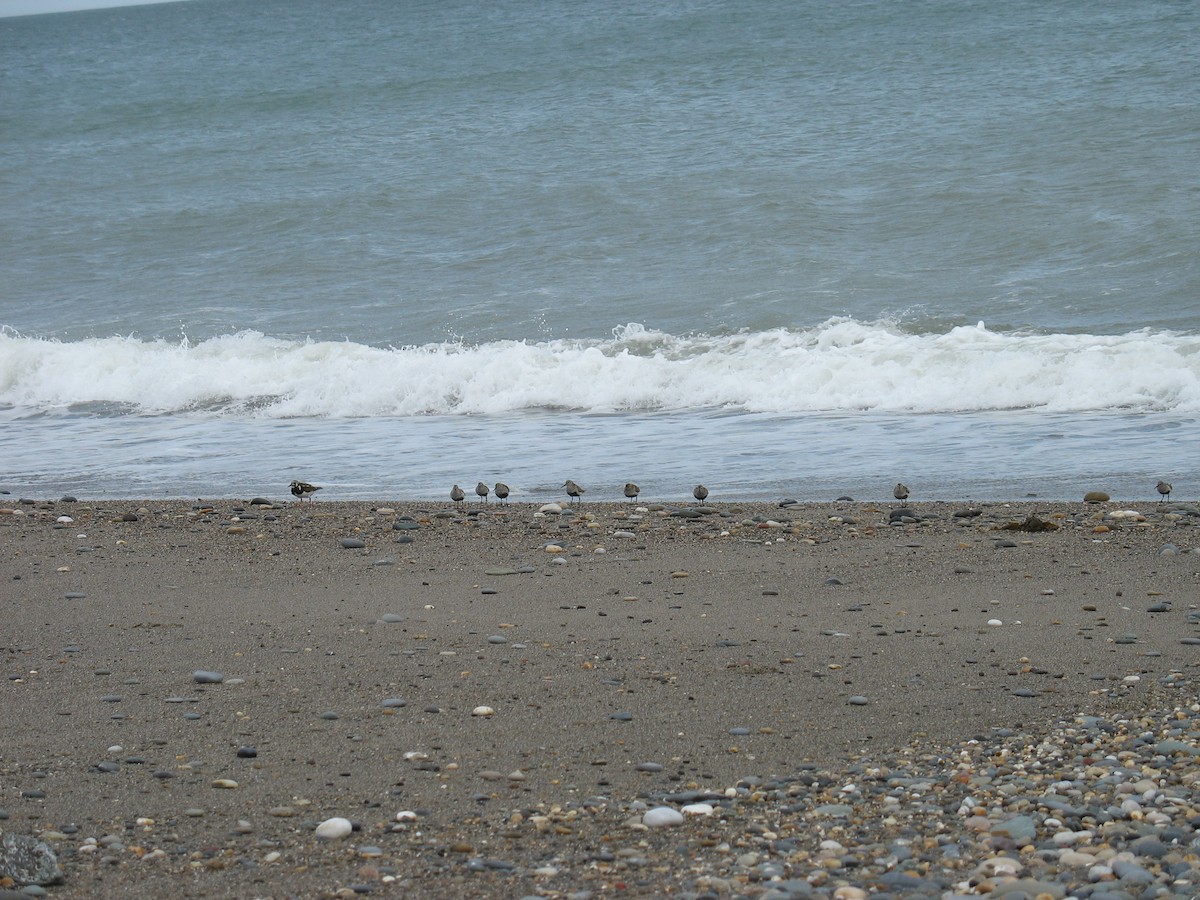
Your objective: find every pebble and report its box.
[339,537,366,549]
[315,817,353,840]
[192,670,224,684]
[642,807,684,828]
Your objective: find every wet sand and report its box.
[2,497,1198,898]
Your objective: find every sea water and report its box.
[1,0,1197,502]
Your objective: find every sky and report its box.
[0,0,191,17]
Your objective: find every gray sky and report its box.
[0,0,192,17]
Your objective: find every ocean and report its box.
[1,0,1197,503]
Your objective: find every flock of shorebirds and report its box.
[288,479,710,506]
[289,479,1178,505]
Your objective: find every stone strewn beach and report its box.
[2,496,1199,899]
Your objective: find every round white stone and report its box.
[681,802,714,816]
[314,817,353,840]
[643,806,684,828]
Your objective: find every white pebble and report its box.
[681,802,714,816]
[57,515,73,523]
[643,806,684,828]
[987,618,1003,626]
[471,705,495,717]
[1052,830,1091,846]
[314,817,353,840]
[395,810,418,822]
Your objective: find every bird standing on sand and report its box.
[476,481,490,504]
[494,482,510,505]
[563,479,585,504]
[290,481,321,503]
[624,482,640,503]
[1157,480,1173,503]
[693,484,709,502]
[893,482,909,502]
[450,484,465,507]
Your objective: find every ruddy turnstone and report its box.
[693,483,708,502]
[1157,480,1173,502]
[623,482,640,503]
[563,479,585,504]
[476,481,490,504]
[893,482,909,502]
[290,480,321,502]
[494,482,510,505]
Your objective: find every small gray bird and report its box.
[624,482,640,503]
[693,484,709,502]
[494,482,510,505]
[476,481,490,504]
[450,484,465,507]
[1157,480,1173,503]
[893,482,909,502]
[563,479,585,503]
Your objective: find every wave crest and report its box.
[1,320,1197,417]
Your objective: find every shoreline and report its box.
[3,498,1198,897]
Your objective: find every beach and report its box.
[2,495,1199,898]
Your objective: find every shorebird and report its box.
[623,482,640,503]
[475,481,490,504]
[290,480,321,503]
[450,484,465,507]
[693,484,709,502]
[893,482,909,502]
[494,482,510,505]
[563,479,585,504]
[1157,480,1173,503]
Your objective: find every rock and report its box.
[991,814,1037,844]
[1084,491,1110,502]
[193,670,224,684]
[999,514,1059,532]
[0,834,64,886]
[314,817,353,840]
[643,806,684,828]
[339,537,366,549]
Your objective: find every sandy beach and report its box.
[2,495,1199,899]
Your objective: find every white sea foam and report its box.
[1,321,1197,418]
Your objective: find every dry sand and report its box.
[2,496,1198,898]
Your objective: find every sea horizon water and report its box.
[2,0,1197,501]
